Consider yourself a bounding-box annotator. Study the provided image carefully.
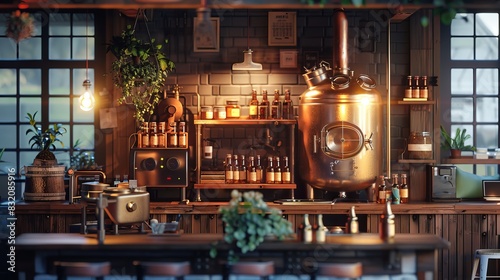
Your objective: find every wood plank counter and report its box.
[15,232,449,280]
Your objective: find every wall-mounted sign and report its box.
[268,12,297,46]
[193,17,220,52]
[280,49,298,68]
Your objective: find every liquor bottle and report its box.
[178,122,187,148]
[282,89,293,119]
[271,89,282,119]
[142,122,150,148]
[265,156,275,184]
[303,214,313,243]
[256,155,264,183]
[420,76,429,100]
[391,174,400,205]
[137,123,145,148]
[405,75,412,99]
[274,156,282,184]
[113,175,120,186]
[412,75,420,98]
[282,156,291,184]
[377,175,386,204]
[232,155,240,183]
[316,214,327,243]
[249,89,259,119]
[346,206,359,234]
[158,122,167,148]
[258,90,270,119]
[168,122,178,147]
[379,201,395,241]
[400,173,409,204]
[149,122,158,148]
[224,154,233,184]
[248,156,257,183]
[239,155,247,184]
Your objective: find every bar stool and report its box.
[471,249,500,279]
[53,261,111,280]
[230,261,275,280]
[133,260,191,280]
[314,262,362,280]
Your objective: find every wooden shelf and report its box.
[194,119,297,125]
[441,157,500,164]
[396,100,436,105]
[194,183,296,189]
[398,159,436,164]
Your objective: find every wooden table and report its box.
[14,232,449,280]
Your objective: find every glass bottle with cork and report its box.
[142,122,150,148]
[239,155,247,183]
[271,89,282,119]
[259,90,270,119]
[248,156,257,183]
[168,122,178,147]
[405,75,412,99]
[400,173,409,203]
[265,156,275,184]
[420,76,429,100]
[158,122,167,148]
[282,156,291,184]
[391,174,400,205]
[178,122,187,148]
[232,155,240,183]
[249,89,259,119]
[256,155,264,183]
[224,154,233,184]
[412,75,420,98]
[274,156,282,184]
[282,89,293,119]
[377,175,387,204]
[149,122,158,148]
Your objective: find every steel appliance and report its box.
[426,165,458,201]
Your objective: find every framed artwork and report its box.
[280,49,298,68]
[193,17,220,52]
[268,12,297,46]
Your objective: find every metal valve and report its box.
[364,132,374,150]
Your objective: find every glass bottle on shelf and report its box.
[377,175,386,204]
[248,156,257,183]
[249,89,259,119]
[391,174,400,205]
[256,155,264,183]
[178,122,187,148]
[271,89,282,119]
[258,90,270,119]
[149,122,158,148]
[420,76,429,100]
[274,156,282,184]
[412,75,420,98]
[142,122,150,148]
[405,75,412,99]
[282,156,291,184]
[158,122,166,148]
[168,122,178,147]
[282,89,293,119]
[137,123,145,148]
[224,154,233,184]
[400,173,409,203]
[265,156,275,184]
[232,155,240,183]
[239,155,247,183]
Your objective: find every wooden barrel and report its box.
[24,165,66,201]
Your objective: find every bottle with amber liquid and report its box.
[400,173,409,203]
[168,122,178,147]
[142,122,150,148]
[271,89,282,119]
[256,155,264,183]
[158,122,167,148]
[282,89,293,119]
[249,89,259,119]
[405,75,412,99]
[258,90,270,119]
[224,154,233,184]
[420,76,429,100]
[391,174,400,205]
[178,122,187,148]
[265,156,275,184]
[282,156,291,184]
[274,156,282,184]
[149,122,158,148]
[232,155,240,183]
[377,175,387,204]
[248,156,258,183]
[239,155,247,183]
[412,75,420,98]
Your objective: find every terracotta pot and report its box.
[450,149,462,158]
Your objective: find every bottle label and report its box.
[249,105,258,116]
[142,135,150,147]
[225,171,233,180]
[274,172,282,183]
[408,144,432,151]
[400,188,408,198]
[266,172,275,183]
[151,135,158,147]
[283,172,291,183]
[249,172,257,183]
[178,134,187,147]
[412,88,420,98]
[404,88,412,98]
[233,171,240,182]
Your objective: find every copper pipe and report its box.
[333,9,349,74]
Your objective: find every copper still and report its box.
[298,9,383,193]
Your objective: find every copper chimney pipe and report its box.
[333,9,349,74]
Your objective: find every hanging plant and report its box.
[107,24,175,124]
[5,10,35,43]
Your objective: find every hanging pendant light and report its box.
[79,12,95,111]
[232,11,262,71]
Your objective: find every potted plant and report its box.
[107,25,175,124]
[440,125,476,158]
[26,111,67,165]
[211,190,294,263]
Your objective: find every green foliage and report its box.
[440,125,476,151]
[69,139,99,170]
[212,190,294,263]
[107,25,175,124]
[25,111,67,151]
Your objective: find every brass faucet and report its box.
[68,169,106,204]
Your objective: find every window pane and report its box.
[21,151,39,166]
[476,13,499,36]
[0,69,17,95]
[54,151,70,168]
[451,68,473,95]
[451,98,473,122]
[476,68,498,95]
[451,13,474,35]
[49,69,70,95]
[476,97,498,122]
[49,38,71,60]
[73,97,94,122]
[0,152,17,172]
[477,124,498,148]
[72,37,94,60]
[476,37,498,60]
[0,38,16,59]
[20,124,35,149]
[451,38,474,60]
[19,97,41,122]
[19,38,41,60]
[20,69,41,95]
[0,98,17,121]
[73,13,95,36]
[49,13,71,36]
[0,125,16,148]
[74,124,95,148]
[49,97,70,123]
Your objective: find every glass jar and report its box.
[225,100,241,119]
[408,131,432,159]
[214,106,226,120]
[200,106,213,120]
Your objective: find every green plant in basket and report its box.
[211,190,294,263]
[25,111,67,163]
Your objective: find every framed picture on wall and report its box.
[193,17,220,52]
[268,12,297,46]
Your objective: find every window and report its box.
[0,11,97,174]
[441,12,500,175]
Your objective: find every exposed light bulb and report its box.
[79,79,95,111]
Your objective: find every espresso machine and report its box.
[427,165,458,202]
